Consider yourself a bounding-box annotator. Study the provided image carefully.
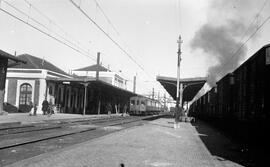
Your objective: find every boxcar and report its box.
[189,44,270,150]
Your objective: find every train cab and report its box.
[130,96,162,115]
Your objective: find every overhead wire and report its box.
[23,0,96,60]
[214,0,270,80]
[23,0,90,54]
[92,0,137,63]
[93,0,120,36]
[238,0,269,42]
[69,0,153,80]
[0,0,96,61]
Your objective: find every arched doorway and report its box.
[19,83,32,112]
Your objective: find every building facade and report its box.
[4,54,73,114]
[72,64,128,90]
[4,54,134,115]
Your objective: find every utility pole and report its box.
[176,35,183,108]
[175,35,183,127]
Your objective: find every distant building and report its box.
[72,64,128,89]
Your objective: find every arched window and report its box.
[19,83,32,105]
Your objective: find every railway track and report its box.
[0,114,163,166]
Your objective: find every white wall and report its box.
[72,70,128,89]
[38,78,47,114]
[4,79,8,102]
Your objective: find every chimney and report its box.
[152,88,154,99]
[96,52,100,80]
[133,75,136,93]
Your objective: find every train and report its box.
[129,95,163,115]
[189,44,270,147]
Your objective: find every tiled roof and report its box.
[74,64,110,72]
[12,54,69,76]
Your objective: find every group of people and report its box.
[28,99,54,116]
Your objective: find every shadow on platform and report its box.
[190,120,257,167]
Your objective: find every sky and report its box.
[0,0,270,99]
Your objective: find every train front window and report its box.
[141,101,145,106]
[130,100,135,105]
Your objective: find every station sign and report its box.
[63,81,70,85]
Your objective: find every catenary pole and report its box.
[176,35,183,108]
[175,35,183,127]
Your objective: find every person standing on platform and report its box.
[107,103,112,116]
[174,107,179,128]
[42,99,49,115]
[174,107,183,128]
[33,103,37,116]
[29,101,34,116]
[123,104,127,116]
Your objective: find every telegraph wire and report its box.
[215,0,270,80]
[23,0,95,59]
[4,0,51,34]
[231,14,270,60]
[69,0,153,79]
[93,0,146,77]
[0,1,96,61]
[93,0,120,36]
[238,0,269,42]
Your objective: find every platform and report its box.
[6,118,244,167]
[0,113,123,127]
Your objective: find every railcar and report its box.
[129,96,163,115]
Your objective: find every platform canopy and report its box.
[157,76,206,102]
[47,77,137,98]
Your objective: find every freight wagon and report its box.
[189,43,270,149]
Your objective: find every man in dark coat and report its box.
[42,99,49,115]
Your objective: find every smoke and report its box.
[190,0,260,87]
[191,22,247,86]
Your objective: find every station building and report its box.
[72,64,128,89]
[4,54,135,115]
[0,50,25,115]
